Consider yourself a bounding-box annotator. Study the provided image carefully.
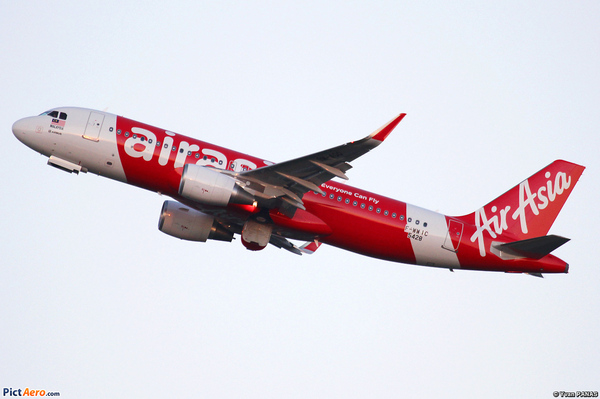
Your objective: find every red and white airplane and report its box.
[13,107,585,276]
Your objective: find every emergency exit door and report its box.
[83,111,105,141]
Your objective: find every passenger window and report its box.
[59,112,67,120]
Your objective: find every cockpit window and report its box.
[39,110,67,120]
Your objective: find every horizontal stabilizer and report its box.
[493,235,570,260]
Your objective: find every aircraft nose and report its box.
[12,117,30,141]
[12,117,40,150]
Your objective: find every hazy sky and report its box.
[2,1,599,398]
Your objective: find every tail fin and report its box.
[457,160,585,242]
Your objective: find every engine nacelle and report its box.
[158,200,233,242]
[179,164,254,206]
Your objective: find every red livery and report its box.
[13,107,585,276]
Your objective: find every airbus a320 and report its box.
[13,108,585,276]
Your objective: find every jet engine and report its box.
[158,200,233,242]
[179,164,254,206]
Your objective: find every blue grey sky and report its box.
[2,1,599,398]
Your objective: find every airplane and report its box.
[12,107,585,276]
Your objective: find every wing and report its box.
[228,113,406,217]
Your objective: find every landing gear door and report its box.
[83,111,105,142]
[443,219,464,252]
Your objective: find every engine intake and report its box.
[158,200,233,242]
[179,164,254,206]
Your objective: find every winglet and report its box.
[369,113,406,142]
[300,240,322,255]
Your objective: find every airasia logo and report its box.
[470,170,572,256]
[123,127,259,172]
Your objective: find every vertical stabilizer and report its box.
[457,160,585,246]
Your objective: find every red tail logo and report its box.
[463,160,585,256]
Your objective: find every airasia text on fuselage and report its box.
[122,126,261,172]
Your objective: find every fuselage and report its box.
[12,107,574,274]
